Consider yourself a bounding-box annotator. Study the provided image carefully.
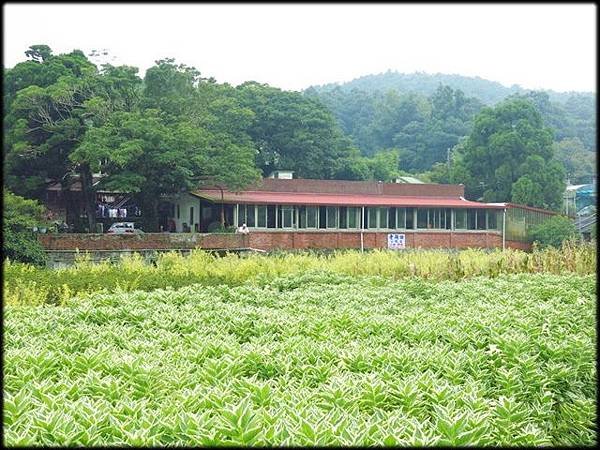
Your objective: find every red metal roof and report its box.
[191,189,502,209]
[486,202,558,215]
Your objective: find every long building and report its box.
[163,172,557,251]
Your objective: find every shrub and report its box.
[528,215,579,248]
[3,191,48,266]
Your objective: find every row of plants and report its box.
[4,273,596,446]
[4,241,596,306]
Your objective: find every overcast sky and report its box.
[3,3,596,93]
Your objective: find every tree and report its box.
[3,191,48,266]
[459,98,565,210]
[553,137,596,185]
[236,82,356,179]
[24,44,53,63]
[72,60,260,231]
[366,149,400,181]
[72,108,257,231]
[4,46,144,232]
[511,176,544,207]
[528,215,579,248]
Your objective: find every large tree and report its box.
[456,98,565,210]
[235,82,357,179]
[72,60,260,231]
[4,46,143,231]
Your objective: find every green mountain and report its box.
[304,72,596,184]
[305,70,594,105]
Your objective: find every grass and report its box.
[3,241,596,306]
[3,272,596,446]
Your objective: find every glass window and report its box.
[455,209,466,229]
[177,204,180,219]
[417,208,428,229]
[190,207,194,225]
[397,208,406,229]
[347,207,358,229]
[247,205,255,227]
[467,209,477,230]
[488,210,497,229]
[267,206,276,228]
[285,206,294,228]
[378,208,389,229]
[476,209,486,230]
[299,206,306,228]
[406,208,414,229]
[280,206,293,228]
[388,207,396,229]
[307,206,318,228]
[257,205,267,228]
[429,208,439,229]
[368,207,378,229]
[326,206,338,229]
[339,207,347,229]
[237,205,245,226]
[319,206,327,228]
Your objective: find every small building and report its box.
[45,174,142,233]
[163,176,558,251]
[564,181,597,217]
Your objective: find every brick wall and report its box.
[39,230,522,252]
[38,233,246,251]
[247,231,504,251]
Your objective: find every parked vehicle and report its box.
[107,222,144,234]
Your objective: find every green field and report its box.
[3,270,596,446]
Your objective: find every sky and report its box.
[3,3,597,93]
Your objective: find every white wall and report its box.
[172,193,200,232]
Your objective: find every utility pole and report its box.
[360,206,365,253]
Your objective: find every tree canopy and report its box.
[451,98,565,210]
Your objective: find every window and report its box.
[388,207,396,229]
[339,207,347,229]
[429,208,439,229]
[397,208,406,229]
[406,208,414,229]
[347,207,358,229]
[488,210,497,229]
[439,208,451,230]
[368,207,378,229]
[237,205,245,227]
[307,206,318,228]
[467,209,477,230]
[455,209,466,229]
[326,206,338,229]
[177,204,180,219]
[319,206,327,228]
[299,206,306,228]
[267,206,276,228]
[378,208,389,229]
[417,208,428,229]
[279,206,293,228]
[476,209,486,230]
[244,205,254,227]
[189,207,194,225]
[257,205,267,228]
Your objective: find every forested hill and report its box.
[304,72,596,186]
[305,70,594,105]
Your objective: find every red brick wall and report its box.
[248,231,503,251]
[39,231,522,252]
[506,240,532,251]
[38,233,246,251]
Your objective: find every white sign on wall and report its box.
[387,233,406,250]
